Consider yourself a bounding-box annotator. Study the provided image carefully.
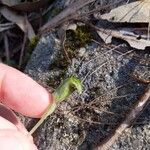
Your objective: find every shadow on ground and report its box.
[78,49,149,150]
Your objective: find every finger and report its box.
[0,104,37,150]
[0,104,27,133]
[0,63,53,118]
[0,117,17,130]
[0,129,37,150]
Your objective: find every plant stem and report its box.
[29,101,56,135]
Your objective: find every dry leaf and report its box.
[0,7,35,41]
[96,26,150,50]
[0,0,21,6]
[101,0,150,23]
[0,0,49,12]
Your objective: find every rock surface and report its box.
[24,0,150,150]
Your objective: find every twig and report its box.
[72,114,118,125]
[78,0,123,20]
[18,33,27,68]
[0,23,14,32]
[4,33,10,63]
[18,14,28,68]
[94,83,150,150]
[40,0,95,33]
[148,10,150,40]
[131,74,150,84]
[1,0,49,12]
[82,61,107,83]
[59,24,72,62]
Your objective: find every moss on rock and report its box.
[65,25,92,57]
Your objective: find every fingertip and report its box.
[0,64,53,118]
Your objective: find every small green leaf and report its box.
[54,76,82,102]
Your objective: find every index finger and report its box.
[0,63,53,118]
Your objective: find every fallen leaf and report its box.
[101,0,150,23]
[0,7,35,41]
[96,26,150,50]
[0,0,49,12]
[0,0,21,6]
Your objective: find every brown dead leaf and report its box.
[0,7,35,41]
[0,0,49,12]
[101,0,150,23]
[0,0,21,6]
[96,26,150,50]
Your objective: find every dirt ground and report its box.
[24,29,150,149]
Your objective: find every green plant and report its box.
[29,76,82,134]
[65,25,92,52]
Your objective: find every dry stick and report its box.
[131,75,150,84]
[4,33,10,63]
[148,10,150,40]
[82,61,107,83]
[0,23,14,32]
[94,83,150,150]
[18,33,27,68]
[60,24,72,62]
[18,15,28,68]
[40,0,95,33]
[40,0,125,34]
[79,0,123,20]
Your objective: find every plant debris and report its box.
[95,83,150,150]
[96,25,150,50]
[101,0,150,23]
[0,7,35,41]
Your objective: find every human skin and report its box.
[0,63,53,150]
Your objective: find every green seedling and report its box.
[29,76,82,134]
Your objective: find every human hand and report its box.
[0,64,53,150]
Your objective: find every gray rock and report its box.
[25,32,61,83]
[25,33,150,150]
[24,1,150,150]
